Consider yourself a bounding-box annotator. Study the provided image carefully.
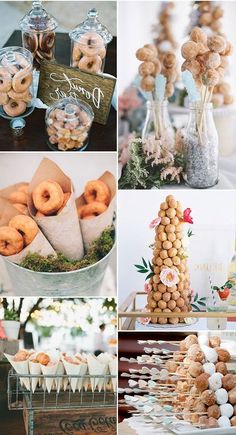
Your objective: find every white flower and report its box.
[182,234,189,249]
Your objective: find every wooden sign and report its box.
[38,61,116,125]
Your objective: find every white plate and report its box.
[167,421,235,435]
[136,318,198,329]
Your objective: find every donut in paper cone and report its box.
[146,195,193,325]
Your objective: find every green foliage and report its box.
[134,257,154,281]
[119,139,185,189]
[20,227,115,273]
[70,326,85,337]
[187,228,194,237]
[4,308,20,321]
[212,280,234,292]
[191,292,207,312]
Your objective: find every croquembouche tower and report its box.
[146,194,192,325]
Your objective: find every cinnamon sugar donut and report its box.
[12,68,33,93]
[0,68,11,92]
[9,215,38,247]
[78,201,107,219]
[8,89,32,103]
[9,190,28,205]
[78,55,102,73]
[32,180,64,216]
[3,99,27,117]
[0,226,24,256]
[78,32,104,56]
[84,180,110,206]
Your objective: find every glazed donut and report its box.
[9,190,28,205]
[0,68,11,92]
[78,201,107,219]
[0,226,24,256]
[12,68,32,93]
[3,99,27,117]
[13,203,28,214]
[8,89,32,103]
[23,32,38,53]
[72,43,82,61]
[84,180,110,206]
[36,352,50,366]
[0,92,9,105]
[39,32,55,52]
[32,180,64,216]
[57,192,71,214]
[78,32,104,56]
[78,55,102,73]
[9,215,38,247]
[15,53,31,69]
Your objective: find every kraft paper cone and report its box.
[109,357,117,392]
[87,354,107,392]
[0,182,29,216]
[29,355,42,393]
[28,158,84,260]
[0,198,55,264]
[76,171,116,251]
[62,356,81,393]
[5,352,30,391]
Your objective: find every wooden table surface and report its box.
[0,31,117,152]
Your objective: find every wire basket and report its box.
[8,369,116,411]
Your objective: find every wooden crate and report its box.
[23,406,116,435]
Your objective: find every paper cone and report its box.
[0,182,29,215]
[5,352,30,391]
[76,171,116,251]
[96,353,111,391]
[40,350,59,393]
[29,356,42,393]
[28,158,84,260]
[0,198,55,264]
[75,354,88,392]
[87,354,107,392]
[62,356,82,393]
[55,360,65,393]
[109,357,117,392]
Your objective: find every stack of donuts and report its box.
[0,215,38,256]
[22,31,55,70]
[71,32,106,74]
[78,179,111,220]
[8,183,29,215]
[46,102,93,151]
[146,195,192,325]
[136,43,177,98]
[153,2,177,53]
[0,51,32,117]
[32,180,71,218]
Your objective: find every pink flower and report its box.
[182,208,193,224]
[160,267,179,286]
[149,217,161,229]
[144,283,152,294]
[139,308,151,325]
[118,87,141,116]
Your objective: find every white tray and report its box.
[167,421,235,435]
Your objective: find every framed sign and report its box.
[38,61,116,125]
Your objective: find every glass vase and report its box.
[142,100,175,149]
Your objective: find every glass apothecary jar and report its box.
[184,102,219,189]
[69,8,113,74]
[19,0,58,70]
[142,100,175,149]
[45,97,94,151]
[0,46,34,119]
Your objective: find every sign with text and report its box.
[38,61,116,125]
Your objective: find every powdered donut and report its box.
[78,32,104,56]
[0,226,24,256]
[3,99,27,117]
[78,201,107,219]
[78,55,102,73]
[84,180,110,206]
[9,190,28,205]
[9,215,38,247]
[12,68,33,93]
[32,180,64,216]
[0,68,11,92]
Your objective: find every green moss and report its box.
[20,226,115,273]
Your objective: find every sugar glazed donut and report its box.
[0,226,24,256]
[84,180,111,206]
[9,215,38,246]
[78,202,107,219]
[71,32,106,73]
[32,180,64,216]
[0,49,33,117]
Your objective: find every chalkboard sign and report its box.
[38,61,116,125]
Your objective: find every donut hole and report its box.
[42,189,51,202]
[10,101,18,108]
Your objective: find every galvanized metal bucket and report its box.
[3,242,116,297]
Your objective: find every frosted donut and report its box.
[12,68,32,93]
[84,180,110,206]
[72,43,82,61]
[39,32,55,52]
[78,201,107,219]
[13,203,27,214]
[78,55,102,73]
[9,190,28,205]
[78,32,104,56]
[3,99,27,117]
[23,32,38,53]
[0,226,24,256]
[9,215,38,247]
[32,180,64,216]
[0,68,11,92]
[0,92,9,105]
[8,89,32,102]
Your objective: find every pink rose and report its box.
[149,217,161,229]
[183,208,193,224]
[144,283,152,294]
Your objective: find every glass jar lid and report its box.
[19,0,58,33]
[69,8,113,46]
[0,46,33,70]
